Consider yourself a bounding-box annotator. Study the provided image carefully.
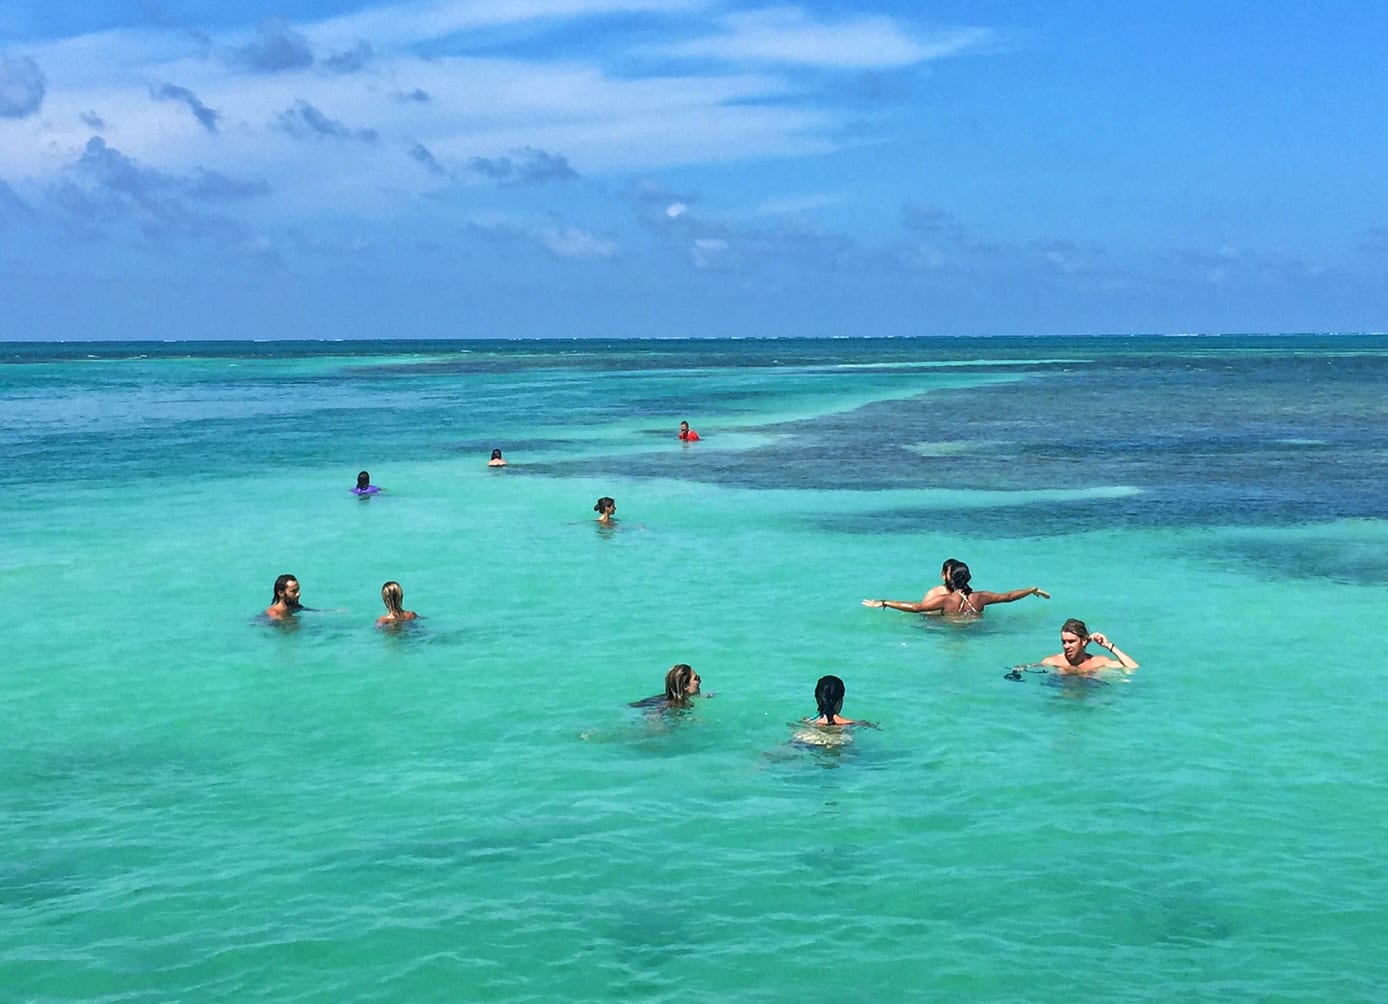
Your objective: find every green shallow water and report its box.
[3,336,1387,1002]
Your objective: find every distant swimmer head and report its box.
[594,496,616,515]
[815,674,846,724]
[941,557,963,586]
[272,573,301,608]
[381,580,404,616]
[357,471,371,488]
[490,449,503,460]
[947,562,973,595]
[664,663,700,702]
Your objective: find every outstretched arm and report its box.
[974,586,1050,606]
[1088,632,1138,669]
[863,594,951,613]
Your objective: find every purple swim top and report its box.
[351,485,381,495]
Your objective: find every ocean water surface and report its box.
[3,335,1387,1002]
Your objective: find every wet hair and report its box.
[815,674,846,724]
[272,573,299,605]
[941,558,963,590]
[490,449,503,460]
[664,664,697,702]
[357,471,371,488]
[1061,618,1089,639]
[947,562,973,596]
[594,496,615,513]
[381,580,404,616]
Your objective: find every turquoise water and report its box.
[3,336,1387,1002]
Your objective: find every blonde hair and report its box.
[381,581,405,616]
[663,664,696,702]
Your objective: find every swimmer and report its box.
[631,663,705,708]
[488,449,507,467]
[1040,618,1138,673]
[265,573,303,620]
[806,674,858,726]
[351,471,383,495]
[594,496,616,524]
[918,557,964,609]
[864,561,1048,617]
[375,580,418,628]
[678,421,700,442]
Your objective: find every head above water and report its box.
[594,496,616,514]
[815,674,846,722]
[947,562,973,595]
[1061,618,1089,640]
[271,573,301,607]
[941,557,963,585]
[381,580,404,615]
[664,663,700,702]
[357,471,371,488]
[490,449,503,460]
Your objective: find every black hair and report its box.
[272,573,300,606]
[948,562,973,596]
[490,449,503,460]
[815,675,845,724]
[356,471,371,488]
[594,496,615,513]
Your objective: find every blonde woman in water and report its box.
[376,581,418,628]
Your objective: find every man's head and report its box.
[272,574,302,608]
[1059,618,1090,661]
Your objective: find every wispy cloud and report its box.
[539,225,618,260]
[409,142,445,175]
[652,9,989,69]
[151,82,220,132]
[54,136,250,240]
[229,19,314,73]
[323,41,373,74]
[0,53,47,118]
[276,100,378,143]
[468,212,618,261]
[468,147,577,186]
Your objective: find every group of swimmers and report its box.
[630,663,864,736]
[862,557,1138,674]
[292,427,1136,738]
[265,573,416,629]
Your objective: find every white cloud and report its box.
[652,8,989,69]
[539,225,618,259]
[306,0,711,53]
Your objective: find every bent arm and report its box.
[1089,632,1138,669]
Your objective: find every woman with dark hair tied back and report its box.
[810,675,857,726]
[631,663,706,709]
[864,561,1049,617]
[918,557,963,608]
[351,471,383,495]
[789,675,876,749]
[594,497,616,524]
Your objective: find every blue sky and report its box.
[2,0,1385,339]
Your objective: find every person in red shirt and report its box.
[678,420,700,441]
